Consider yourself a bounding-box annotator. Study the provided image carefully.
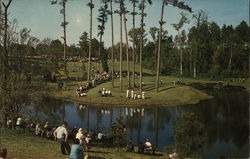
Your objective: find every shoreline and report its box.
[37,93,213,107]
[31,76,248,107]
[33,86,213,107]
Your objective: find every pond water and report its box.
[30,89,249,158]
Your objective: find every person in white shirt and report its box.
[6,119,12,129]
[97,131,104,141]
[126,90,130,98]
[53,122,70,155]
[142,91,146,99]
[169,149,179,159]
[145,139,152,150]
[85,134,91,144]
[35,123,41,136]
[16,117,22,126]
[76,128,85,145]
[131,90,134,99]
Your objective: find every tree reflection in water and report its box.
[30,96,67,125]
[30,90,249,158]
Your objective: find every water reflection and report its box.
[29,90,249,158]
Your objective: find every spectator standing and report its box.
[126,140,134,152]
[53,122,71,155]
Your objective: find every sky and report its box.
[3,0,250,47]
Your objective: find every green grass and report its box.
[29,60,249,106]
[64,61,154,80]
[33,76,212,106]
[0,128,168,159]
[64,61,250,89]
[0,128,64,159]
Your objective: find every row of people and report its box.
[42,55,99,63]
[172,79,185,85]
[75,128,105,146]
[98,88,112,97]
[5,119,104,158]
[5,119,176,159]
[126,90,146,99]
[6,118,56,140]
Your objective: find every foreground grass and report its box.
[0,128,168,159]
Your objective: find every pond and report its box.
[29,89,249,158]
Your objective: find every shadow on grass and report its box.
[86,150,111,154]
[89,156,106,159]
[144,85,155,91]
[134,152,164,157]
[144,84,170,92]
[158,86,175,92]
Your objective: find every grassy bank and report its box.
[29,61,249,106]
[0,128,168,159]
[33,76,213,106]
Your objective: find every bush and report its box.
[108,116,127,146]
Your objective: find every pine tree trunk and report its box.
[88,0,93,82]
[119,4,123,91]
[228,45,233,70]
[180,47,183,76]
[139,0,145,94]
[110,0,115,88]
[189,48,192,75]
[194,43,197,78]
[154,39,158,72]
[4,4,8,69]
[2,0,12,80]
[99,35,103,72]
[194,66,196,78]
[155,0,164,92]
[123,13,130,89]
[132,0,136,88]
[63,2,67,73]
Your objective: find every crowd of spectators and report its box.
[76,71,112,97]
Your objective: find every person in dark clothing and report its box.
[126,140,134,152]
[53,122,71,155]
[0,148,7,159]
[138,142,144,154]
